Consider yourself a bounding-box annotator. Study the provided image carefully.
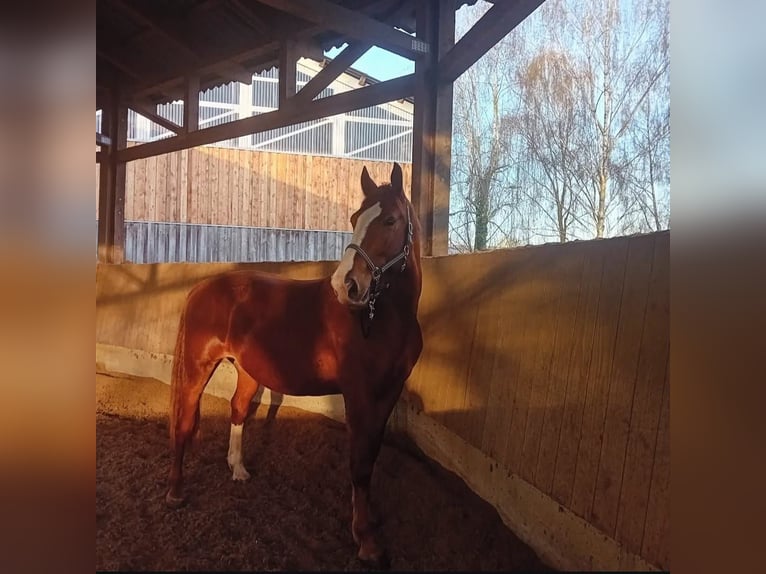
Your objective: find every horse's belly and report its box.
[237,351,341,397]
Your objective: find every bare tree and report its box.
[449,6,525,252]
[449,0,670,246]
[516,49,588,242]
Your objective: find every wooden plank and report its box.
[220,148,231,225]
[533,246,587,495]
[190,149,200,223]
[118,74,416,162]
[291,154,301,229]
[304,155,313,230]
[241,149,252,228]
[480,251,529,461]
[167,151,178,222]
[124,158,135,221]
[551,243,608,505]
[274,153,283,228]
[231,148,242,226]
[286,153,295,228]
[615,233,670,554]
[319,156,329,230]
[569,237,631,519]
[640,360,670,569]
[146,155,157,221]
[196,149,207,224]
[179,150,188,223]
[212,148,222,225]
[591,235,657,535]
[254,151,265,227]
[519,247,565,483]
[460,293,501,449]
[295,154,306,230]
[498,251,538,473]
[163,153,173,222]
[268,150,277,228]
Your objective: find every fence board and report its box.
[615,233,670,555]
[591,235,656,535]
[520,247,567,484]
[640,361,670,569]
[534,247,587,495]
[569,237,630,518]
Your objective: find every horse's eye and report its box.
[384,217,396,226]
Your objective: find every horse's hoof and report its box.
[165,491,186,509]
[358,548,390,571]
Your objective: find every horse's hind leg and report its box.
[166,358,219,507]
[227,364,259,481]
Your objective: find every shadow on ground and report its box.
[96,372,551,572]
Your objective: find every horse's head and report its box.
[331,163,414,309]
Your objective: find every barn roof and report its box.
[97,0,485,110]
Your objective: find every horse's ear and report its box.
[390,162,404,195]
[361,166,377,197]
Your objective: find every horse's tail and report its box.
[169,301,188,446]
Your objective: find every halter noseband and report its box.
[344,204,414,323]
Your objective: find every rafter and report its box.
[118,73,415,162]
[129,101,183,135]
[110,0,253,87]
[253,0,428,60]
[293,42,372,104]
[438,0,545,85]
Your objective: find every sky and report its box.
[322,1,486,82]
[323,45,414,83]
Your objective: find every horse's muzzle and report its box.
[345,277,370,308]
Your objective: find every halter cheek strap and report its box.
[344,204,413,322]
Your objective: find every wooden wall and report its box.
[95,231,669,570]
[97,147,412,231]
[405,231,669,570]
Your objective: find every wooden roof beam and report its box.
[293,41,372,104]
[253,0,429,60]
[128,101,183,135]
[118,72,415,162]
[438,0,545,85]
[110,0,254,86]
[228,0,273,37]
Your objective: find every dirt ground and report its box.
[96,372,550,571]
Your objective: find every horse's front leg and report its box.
[349,421,387,566]
[345,388,402,568]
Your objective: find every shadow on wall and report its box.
[95,231,669,569]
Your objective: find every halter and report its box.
[344,204,414,326]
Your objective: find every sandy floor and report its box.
[96,372,550,571]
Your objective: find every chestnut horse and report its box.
[166,163,422,566]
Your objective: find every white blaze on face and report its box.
[331,201,382,303]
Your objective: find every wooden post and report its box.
[411,0,454,256]
[279,39,297,108]
[97,86,128,263]
[184,75,199,133]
